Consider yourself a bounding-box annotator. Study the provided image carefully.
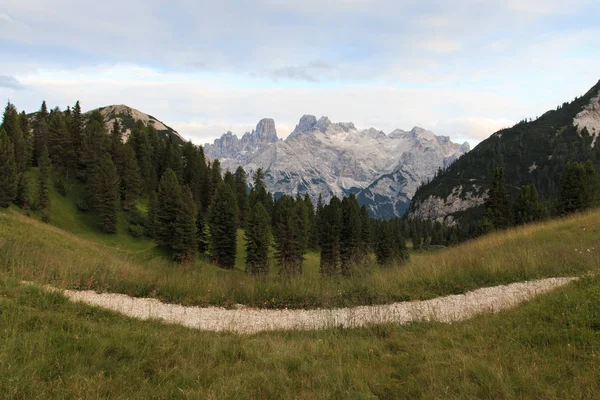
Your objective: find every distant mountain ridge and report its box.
[204,115,469,218]
[409,79,600,226]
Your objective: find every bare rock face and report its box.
[204,115,468,218]
[573,89,600,147]
[255,118,278,142]
[409,185,488,225]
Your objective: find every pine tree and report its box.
[319,196,342,275]
[340,195,362,275]
[15,173,31,209]
[374,221,394,265]
[1,103,26,173]
[484,167,513,229]
[176,185,197,262]
[70,101,84,165]
[359,205,372,255]
[0,129,17,207]
[245,202,271,276]
[514,184,548,224]
[33,102,50,166]
[559,161,600,213]
[120,145,142,210]
[156,168,183,250]
[37,144,51,212]
[196,209,209,254]
[273,195,304,276]
[146,191,159,238]
[96,154,120,234]
[234,166,250,227]
[208,183,238,269]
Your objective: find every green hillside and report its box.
[1,205,599,398]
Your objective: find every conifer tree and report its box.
[1,103,26,173]
[48,108,75,174]
[484,167,513,229]
[96,154,120,234]
[559,161,599,214]
[33,102,50,166]
[156,168,183,252]
[273,195,304,276]
[359,205,372,255]
[19,111,32,168]
[15,173,31,209]
[249,168,270,213]
[0,129,17,207]
[70,101,84,164]
[340,195,362,275]
[514,184,548,224]
[234,166,250,227]
[146,191,159,238]
[208,183,238,269]
[319,196,342,275]
[128,121,154,192]
[196,209,209,254]
[245,202,271,276]
[119,145,142,210]
[304,193,318,250]
[37,144,51,212]
[374,221,394,265]
[177,185,197,262]
[296,193,310,252]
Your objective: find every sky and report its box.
[1,0,599,147]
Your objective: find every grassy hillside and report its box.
[1,264,598,398]
[2,183,599,309]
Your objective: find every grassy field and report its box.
[1,195,599,309]
[2,189,600,397]
[1,270,598,398]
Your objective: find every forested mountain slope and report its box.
[410,79,600,225]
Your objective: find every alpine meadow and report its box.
[2,1,600,398]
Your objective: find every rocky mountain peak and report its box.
[255,118,278,142]
[316,116,332,132]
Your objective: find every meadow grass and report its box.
[0,271,598,398]
[1,201,599,309]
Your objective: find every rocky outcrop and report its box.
[573,89,600,147]
[204,115,469,218]
[409,185,488,225]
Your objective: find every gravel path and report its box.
[55,277,577,334]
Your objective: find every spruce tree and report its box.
[208,183,238,269]
[559,161,600,213]
[33,102,50,166]
[234,166,250,227]
[359,205,372,255]
[1,103,26,173]
[319,196,342,275]
[48,108,75,174]
[374,221,394,265]
[0,129,17,207]
[96,154,120,234]
[484,167,513,229]
[156,168,183,251]
[273,195,304,276]
[249,168,270,212]
[245,202,271,276]
[340,195,362,275]
[37,144,51,212]
[70,101,84,165]
[146,191,159,238]
[177,185,197,262]
[15,173,31,209]
[128,122,154,192]
[196,208,209,254]
[514,184,548,224]
[120,145,142,210]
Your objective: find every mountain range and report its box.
[204,115,469,217]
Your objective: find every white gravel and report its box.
[52,277,577,334]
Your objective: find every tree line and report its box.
[0,101,409,277]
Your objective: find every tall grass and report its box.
[1,206,599,309]
[1,271,598,398]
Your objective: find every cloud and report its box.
[0,75,24,90]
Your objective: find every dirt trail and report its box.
[53,277,576,334]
